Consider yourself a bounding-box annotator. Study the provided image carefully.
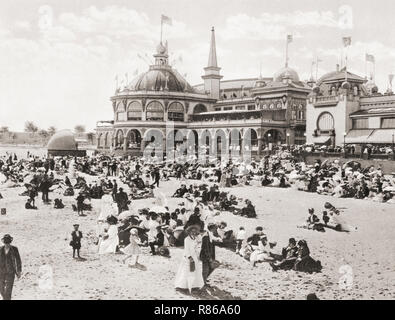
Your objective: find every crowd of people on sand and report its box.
[0,145,394,299]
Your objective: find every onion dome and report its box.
[273,66,300,82]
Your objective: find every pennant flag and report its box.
[343,36,352,47]
[366,53,375,63]
[287,34,293,43]
[312,58,323,65]
[161,14,172,26]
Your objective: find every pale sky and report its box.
[1,0,395,132]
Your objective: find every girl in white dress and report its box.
[121,228,142,267]
[174,225,204,294]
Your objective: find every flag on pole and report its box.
[366,53,375,63]
[343,36,352,47]
[389,74,394,85]
[312,58,323,65]
[133,69,139,76]
[161,15,172,26]
[287,34,293,43]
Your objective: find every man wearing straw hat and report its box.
[0,234,22,300]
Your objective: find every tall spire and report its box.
[207,27,218,68]
[202,27,222,99]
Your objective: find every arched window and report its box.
[168,102,184,122]
[317,112,334,131]
[127,101,142,120]
[116,102,126,121]
[146,101,164,121]
[193,104,207,114]
[115,130,124,148]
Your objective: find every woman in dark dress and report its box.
[293,240,322,273]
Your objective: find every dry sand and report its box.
[0,179,394,300]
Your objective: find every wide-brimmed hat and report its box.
[2,234,13,243]
[73,224,79,227]
[185,224,201,234]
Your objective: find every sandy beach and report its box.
[1,177,394,300]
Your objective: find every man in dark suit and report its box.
[112,179,118,201]
[115,187,129,214]
[0,234,22,300]
[200,224,219,285]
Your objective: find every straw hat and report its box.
[185,224,201,234]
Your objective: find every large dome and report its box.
[47,130,77,151]
[130,68,196,93]
[273,66,300,82]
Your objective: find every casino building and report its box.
[306,67,395,148]
[96,27,311,158]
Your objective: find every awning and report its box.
[367,129,395,144]
[345,129,374,144]
[312,136,331,145]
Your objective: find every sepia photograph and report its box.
[0,0,394,306]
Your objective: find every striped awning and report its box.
[312,136,331,145]
[345,129,374,144]
[367,129,395,144]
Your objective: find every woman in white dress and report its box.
[68,159,76,178]
[174,225,204,294]
[97,194,115,222]
[98,218,119,254]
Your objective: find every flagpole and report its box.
[285,36,288,67]
[160,18,163,44]
[345,54,348,82]
[315,57,319,81]
[310,61,314,80]
[340,49,343,70]
[373,60,376,82]
[365,53,367,79]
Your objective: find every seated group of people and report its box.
[235,226,322,273]
[301,202,355,233]
[172,183,257,219]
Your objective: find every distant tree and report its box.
[38,129,49,139]
[74,125,86,134]
[0,126,9,134]
[24,121,39,135]
[48,126,57,136]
